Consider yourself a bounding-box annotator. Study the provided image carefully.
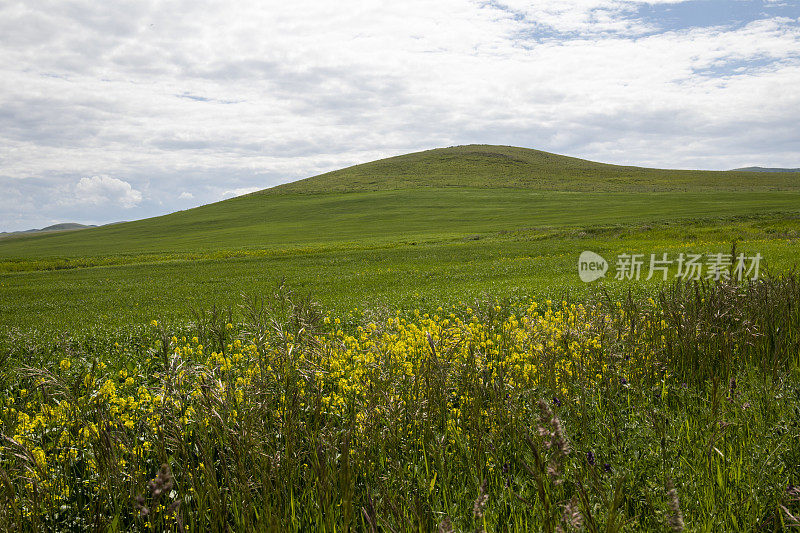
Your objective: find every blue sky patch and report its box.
[637,1,800,33]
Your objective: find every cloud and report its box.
[71,175,142,208]
[0,0,798,231]
[221,187,261,199]
[178,191,194,199]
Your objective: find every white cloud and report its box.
[221,187,261,199]
[71,175,142,208]
[0,0,798,230]
[178,191,194,199]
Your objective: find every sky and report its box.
[1,0,799,232]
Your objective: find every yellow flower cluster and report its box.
[1,299,655,518]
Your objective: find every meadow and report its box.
[1,193,799,331]
[2,276,800,531]
[1,145,799,530]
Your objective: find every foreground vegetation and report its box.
[2,276,799,531]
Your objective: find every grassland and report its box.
[1,145,800,530]
[2,276,800,531]
[1,214,799,333]
[1,149,800,331]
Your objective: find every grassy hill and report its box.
[273,145,800,193]
[733,166,800,173]
[1,145,800,263]
[0,222,95,240]
[1,144,799,330]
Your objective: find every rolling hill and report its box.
[2,144,800,331]
[1,145,800,263]
[273,145,800,193]
[733,166,800,173]
[0,222,95,239]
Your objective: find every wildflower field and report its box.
[2,146,800,530]
[2,275,799,531]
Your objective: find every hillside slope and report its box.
[272,145,800,193]
[733,167,800,173]
[2,145,800,262]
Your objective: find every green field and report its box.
[1,145,799,331]
[2,145,800,531]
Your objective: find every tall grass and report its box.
[1,277,799,531]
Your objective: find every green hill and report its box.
[273,145,800,193]
[1,145,800,264]
[2,144,800,331]
[39,223,95,231]
[0,222,94,240]
[733,166,800,173]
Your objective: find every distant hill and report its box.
[39,223,95,232]
[733,167,800,173]
[0,222,95,238]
